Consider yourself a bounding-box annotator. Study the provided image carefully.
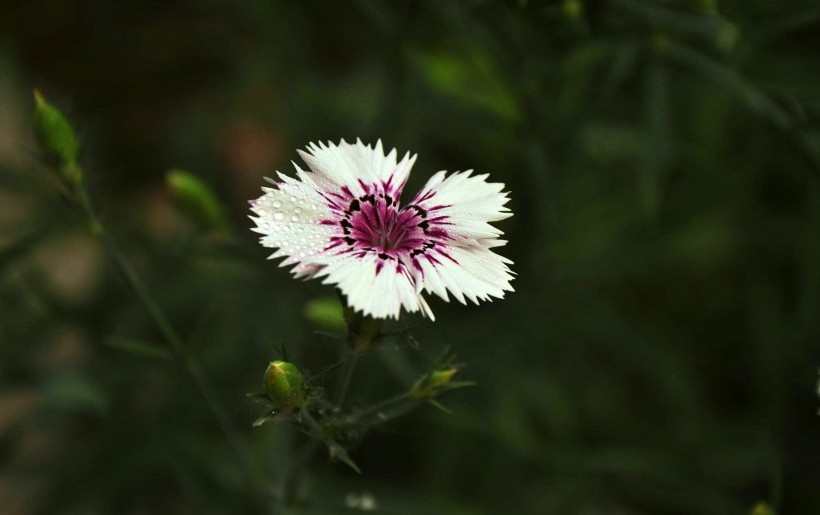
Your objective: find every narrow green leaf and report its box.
[427,400,454,415]
[252,411,277,427]
[641,58,671,217]
[611,0,723,41]
[245,392,274,405]
[440,380,477,392]
[43,374,108,415]
[665,42,793,130]
[313,331,347,342]
[328,443,362,474]
[409,45,521,121]
[105,337,173,361]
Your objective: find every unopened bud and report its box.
[716,23,739,52]
[166,169,226,232]
[750,502,775,515]
[263,360,306,411]
[32,90,81,186]
[563,0,583,19]
[410,368,458,400]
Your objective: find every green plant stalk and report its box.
[334,353,360,408]
[347,391,411,422]
[356,394,422,429]
[71,182,263,495]
[281,319,366,506]
[282,412,324,508]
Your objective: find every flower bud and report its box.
[750,503,774,515]
[263,360,306,411]
[410,368,458,400]
[166,169,227,232]
[32,90,82,186]
[563,0,583,19]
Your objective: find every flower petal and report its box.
[410,170,511,241]
[297,139,416,199]
[249,165,336,278]
[313,251,432,319]
[411,240,514,305]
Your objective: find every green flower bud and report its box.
[166,169,227,232]
[750,503,775,515]
[410,368,458,400]
[32,90,82,186]
[563,0,583,19]
[716,23,739,52]
[263,360,306,412]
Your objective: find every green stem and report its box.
[334,354,360,408]
[282,428,321,508]
[348,391,411,422]
[72,182,262,495]
[360,396,421,428]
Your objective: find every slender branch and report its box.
[282,428,322,508]
[72,183,262,495]
[348,391,411,422]
[334,354,360,408]
[358,396,421,428]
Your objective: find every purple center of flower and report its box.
[321,183,452,273]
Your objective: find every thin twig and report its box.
[282,430,322,508]
[334,354,360,408]
[347,391,412,422]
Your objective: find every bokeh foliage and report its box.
[1,0,820,513]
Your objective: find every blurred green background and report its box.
[2,0,820,513]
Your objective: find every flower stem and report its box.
[334,354,360,408]
[351,391,410,415]
[282,425,322,508]
[71,181,262,496]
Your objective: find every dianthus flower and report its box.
[250,140,513,320]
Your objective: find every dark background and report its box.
[1,0,820,513]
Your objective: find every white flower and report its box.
[249,139,514,320]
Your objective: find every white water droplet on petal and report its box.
[274,212,284,221]
[294,207,302,214]
[272,201,282,209]
[291,215,299,222]
[290,196,297,202]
